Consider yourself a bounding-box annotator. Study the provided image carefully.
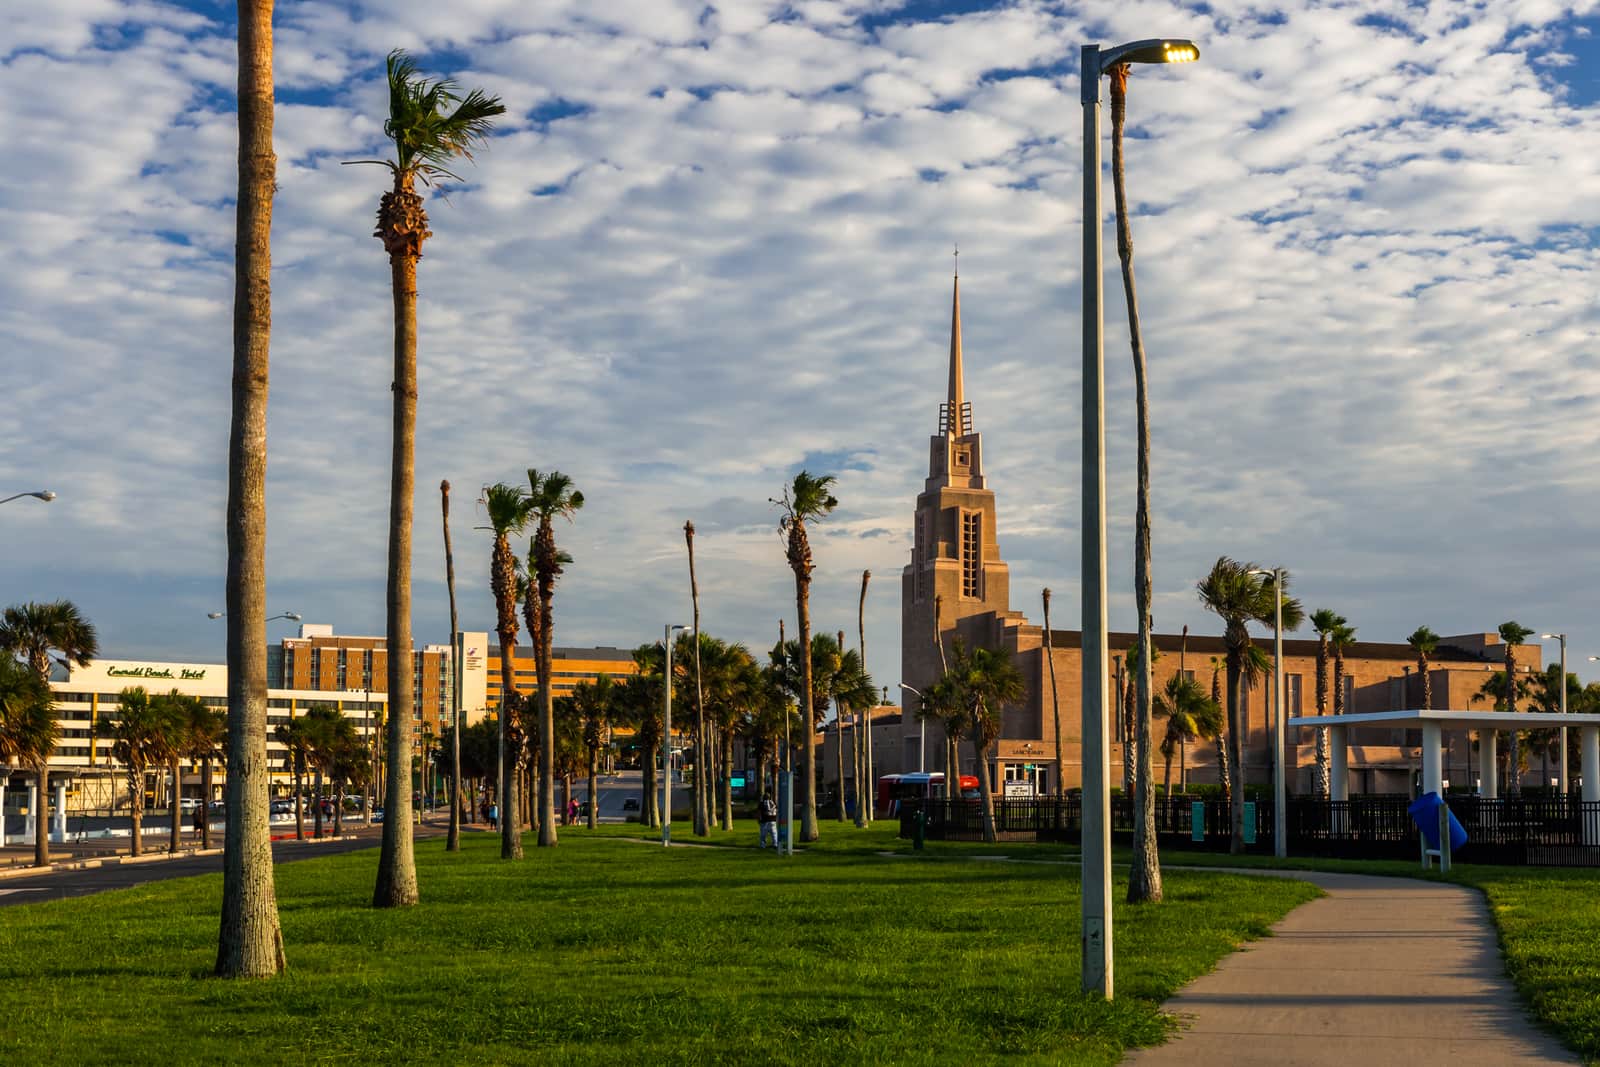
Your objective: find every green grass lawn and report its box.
[0,823,1317,1065]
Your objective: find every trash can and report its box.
[1407,791,1468,852]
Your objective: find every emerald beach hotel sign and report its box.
[106,665,207,680]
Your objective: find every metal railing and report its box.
[899,794,1600,866]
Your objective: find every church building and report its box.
[895,276,1531,798]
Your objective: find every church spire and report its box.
[943,256,970,436]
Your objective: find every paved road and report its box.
[0,823,455,907]
[1124,871,1577,1066]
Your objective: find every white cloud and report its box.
[4,0,1600,695]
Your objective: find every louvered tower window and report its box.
[961,512,980,598]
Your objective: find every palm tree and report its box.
[1407,626,1440,711]
[1499,621,1534,795]
[357,50,505,909]
[616,650,668,826]
[217,0,284,977]
[1042,588,1061,795]
[160,691,208,854]
[330,735,369,837]
[1309,609,1345,797]
[273,717,312,841]
[823,632,875,822]
[301,705,347,838]
[1107,59,1164,902]
[0,599,100,867]
[856,570,871,827]
[1207,655,1230,799]
[1124,635,1161,902]
[441,479,462,852]
[179,698,225,850]
[483,482,533,858]
[526,468,584,848]
[572,674,613,830]
[772,470,838,842]
[1332,624,1357,720]
[684,521,709,837]
[101,687,180,858]
[945,643,1024,844]
[0,656,59,867]
[1197,558,1305,854]
[0,600,99,681]
[1156,675,1222,799]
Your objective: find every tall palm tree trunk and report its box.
[537,600,557,849]
[685,522,708,836]
[1043,589,1061,796]
[442,480,461,852]
[797,582,818,841]
[35,762,51,867]
[217,0,285,977]
[587,746,598,830]
[1506,648,1521,797]
[857,570,871,826]
[200,756,213,850]
[313,768,324,838]
[1227,653,1246,854]
[643,756,658,827]
[374,185,420,907]
[1111,64,1162,904]
[722,729,735,828]
[293,769,304,840]
[169,756,182,854]
[974,720,998,843]
[492,598,521,859]
[129,771,144,858]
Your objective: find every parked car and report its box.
[180,797,203,812]
[270,798,294,815]
[372,807,385,823]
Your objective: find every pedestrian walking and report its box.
[488,802,498,830]
[758,795,779,849]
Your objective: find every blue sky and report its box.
[4,0,1600,696]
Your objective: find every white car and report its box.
[180,797,203,812]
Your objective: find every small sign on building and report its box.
[1003,779,1034,798]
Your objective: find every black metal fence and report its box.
[898,794,1600,866]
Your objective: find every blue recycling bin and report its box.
[1408,791,1468,852]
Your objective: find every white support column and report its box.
[1581,726,1598,847]
[0,781,6,846]
[25,784,37,846]
[1479,731,1498,799]
[1582,726,1599,804]
[1422,722,1442,796]
[52,783,66,843]
[1329,726,1349,802]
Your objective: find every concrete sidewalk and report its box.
[1125,871,1576,1066]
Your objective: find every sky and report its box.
[4,0,1600,701]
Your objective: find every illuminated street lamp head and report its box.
[35,490,57,502]
[1099,38,1200,71]
[207,612,224,619]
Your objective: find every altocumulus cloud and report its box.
[2,0,1599,692]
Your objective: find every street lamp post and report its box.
[662,623,687,846]
[1080,34,1199,1001]
[899,683,927,773]
[0,490,56,506]
[209,611,302,623]
[1249,568,1287,859]
[1541,635,1567,795]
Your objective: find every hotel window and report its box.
[960,511,980,599]
[913,519,926,601]
[1286,673,1303,716]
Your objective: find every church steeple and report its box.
[940,263,971,437]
